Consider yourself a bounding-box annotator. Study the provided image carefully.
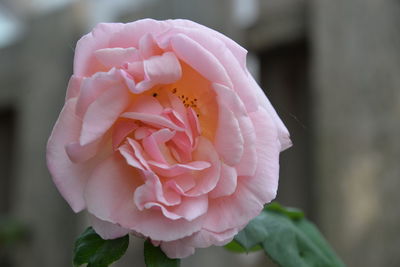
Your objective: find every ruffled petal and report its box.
[47,99,94,212]
[161,33,232,87]
[148,161,211,177]
[85,154,206,241]
[94,47,140,68]
[120,112,184,131]
[203,107,281,232]
[80,85,131,146]
[134,52,182,93]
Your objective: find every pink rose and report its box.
[46,19,291,258]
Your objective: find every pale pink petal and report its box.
[118,142,147,171]
[84,153,142,220]
[169,195,208,221]
[80,85,130,146]
[65,139,100,163]
[120,112,184,131]
[135,52,182,93]
[74,23,126,77]
[127,95,163,115]
[125,61,145,81]
[65,75,82,100]
[160,227,237,259]
[85,153,205,241]
[76,69,122,118]
[142,129,176,164]
[139,33,164,59]
[148,161,211,177]
[112,120,138,150]
[203,108,281,232]
[166,19,247,70]
[89,213,130,240]
[134,126,154,140]
[94,47,140,68]
[166,176,196,193]
[246,107,281,202]
[47,99,94,212]
[109,19,168,49]
[208,163,237,199]
[126,138,151,170]
[134,171,181,208]
[214,103,244,166]
[185,137,221,197]
[213,83,257,176]
[162,33,232,87]
[249,73,292,151]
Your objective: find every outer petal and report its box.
[203,108,281,232]
[166,19,247,70]
[65,75,82,100]
[74,23,126,77]
[160,228,238,259]
[94,47,140,68]
[89,214,130,240]
[46,99,93,212]
[249,74,292,151]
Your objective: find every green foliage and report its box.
[226,202,345,267]
[144,240,180,267]
[73,227,129,267]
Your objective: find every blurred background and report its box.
[1,0,399,266]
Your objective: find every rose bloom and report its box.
[47,19,291,258]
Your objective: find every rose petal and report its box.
[46,99,94,212]
[74,23,126,77]
[214,103,244,166]
[127,94,164,115]
[208,163,237,199]
[213,83,257,176]
[142,129,176,164]
[112,120,139,150]
[65,75,82,100]
[120,112,184,131]
[203,107,281,232]
[94,47,140,68]
[148,161,211,177]
[134,52,182,93]
[65,139,100,163]
[80,84,130,146]
[160,227,238,259]
[163,33,232,87]
[184,137,221,197]
[249,74,292,151]
[76,69,122,118]
[89,213,130,240]
[85,154,205,241]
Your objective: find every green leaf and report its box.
[232,203,345,267]
[144,240,180,267]
[73,227,129,267]
[225,239,262,253]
